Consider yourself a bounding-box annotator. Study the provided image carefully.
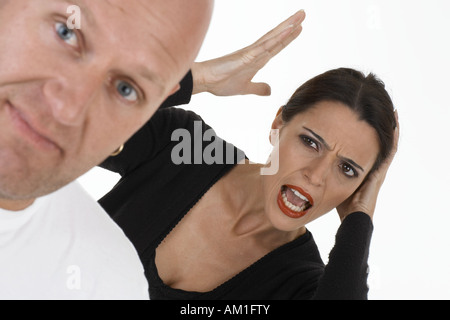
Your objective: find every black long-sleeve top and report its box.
[99,73,374,300]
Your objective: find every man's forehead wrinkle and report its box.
[102,0,155,17]
[117,1,184,78]
[104,0,127,14]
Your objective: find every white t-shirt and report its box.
[0,181,149,300]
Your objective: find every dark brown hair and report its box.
[282,68,396,172]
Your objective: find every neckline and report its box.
[0,196,48,233]
[150,228,312,299]
[149,162,313,299]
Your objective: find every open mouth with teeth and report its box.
[277,185,314,219]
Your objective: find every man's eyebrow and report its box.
[303,127,365,172]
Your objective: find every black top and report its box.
[99,73,374,300]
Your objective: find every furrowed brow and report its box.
[303,127,365,172]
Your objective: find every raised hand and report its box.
[192,10,306,97]
[337,111,400,222]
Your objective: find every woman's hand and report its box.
[192,10,306,97]
[337,111,400,222]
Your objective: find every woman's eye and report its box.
[301,136,319,151]
[115,80,139,102]
[55,22,78,47]
[340,163,356,178]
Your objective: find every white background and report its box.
[79,0,450,300]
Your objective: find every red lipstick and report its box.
[277,185,314,219]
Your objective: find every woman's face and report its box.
[262,101,380,232]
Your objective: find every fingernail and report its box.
[291,10,306,25]
[297,9,306,20]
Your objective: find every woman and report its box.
[99,65,399,299]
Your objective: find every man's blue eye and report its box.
[55,22,78,47]
[115,80,138,102]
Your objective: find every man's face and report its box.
[0,0,212,208]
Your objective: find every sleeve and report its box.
[312,212,374,300]
[159,71,193,109]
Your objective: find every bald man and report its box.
[0,0,213,299]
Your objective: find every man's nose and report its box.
[42,74,100,127]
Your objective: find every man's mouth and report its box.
[277,185,314,219]
[6,101,61,152]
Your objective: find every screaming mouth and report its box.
[277,185,314,219]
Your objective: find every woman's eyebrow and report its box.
[304,127,331,150]
[340,156,365,173]
[303,127,365,172]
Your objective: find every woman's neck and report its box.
[220,161,303,246]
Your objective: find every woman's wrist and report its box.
[191,62,209,95]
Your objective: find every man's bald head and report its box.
[0,0,213,210]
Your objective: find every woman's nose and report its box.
[303,157,331,187]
